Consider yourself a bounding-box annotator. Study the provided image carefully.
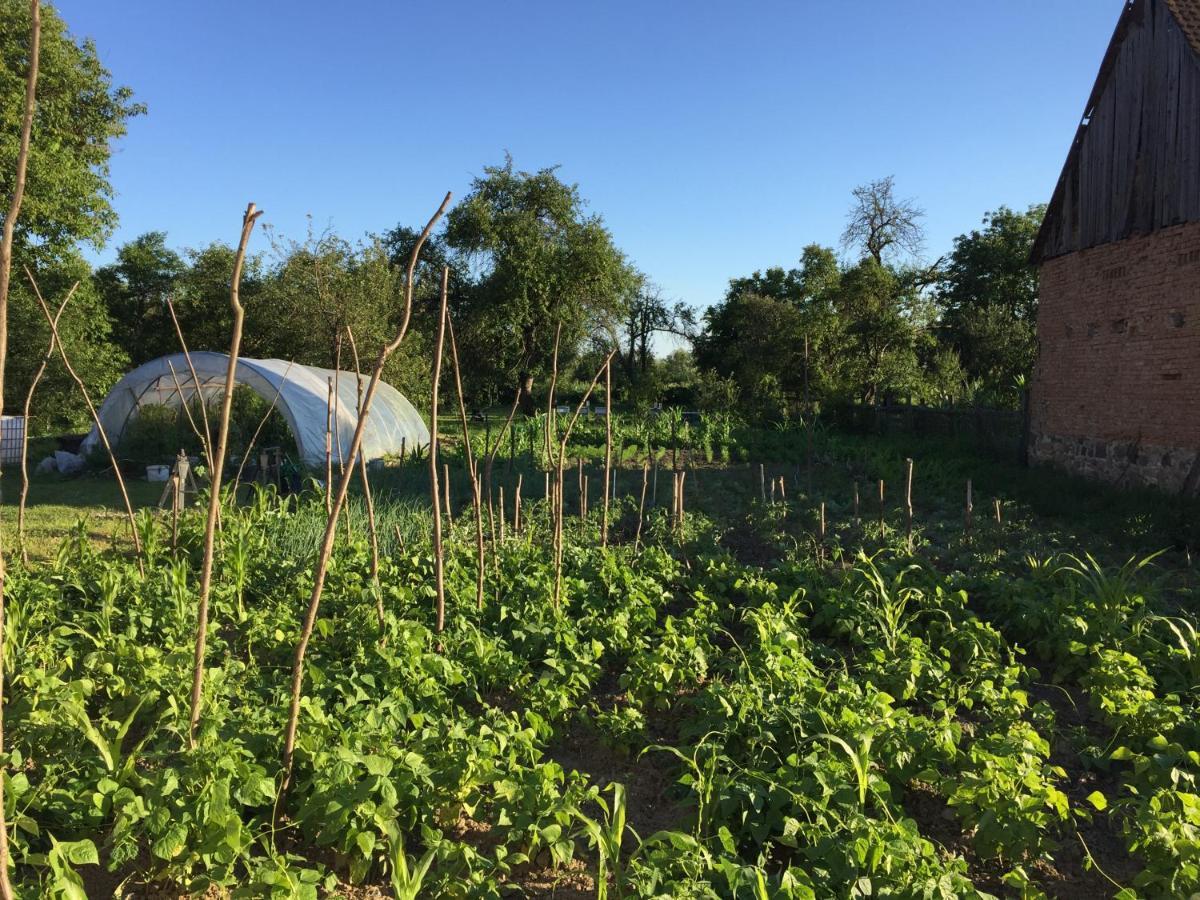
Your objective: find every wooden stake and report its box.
[602,359,612,547]
[904,458,914,552]
[759,463,766,503]
[167,299,214,472]
[429,269,449,634]
[324,376,334,515]
[278,197,454,798]
[965,479,973,539]
[190,202,262,747]
[344,328,380,612]
[514,474,523,534]
[818,500,827,563]
[498,485,506,543]
[446,310,485,611]
[853,481,860,524]
[443,462,453,527]
[0,4,39,891]
[29,276,143,573]
[994,498,1002,526]
[17,284,74,565]
[553,350,618,607]
[635,461,649,552]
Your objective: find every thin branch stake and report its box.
[189,202,262,747]
[280,192,451,799]
[17,284,75,565]
[0,5,39,894]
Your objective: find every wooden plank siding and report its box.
[1032,0,1200,262]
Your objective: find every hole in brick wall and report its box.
[1087,322,1099,338]
[1171,310,1186,328]
[1162,373,1182,381]
[1178,249,1200,267]
[1111,318,1128,333]
[1101,265,1127,281]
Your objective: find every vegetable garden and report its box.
[3,413,1198,898]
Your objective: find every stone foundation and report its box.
[1029,430,1200,494]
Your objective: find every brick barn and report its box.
[1029,0,1200,493]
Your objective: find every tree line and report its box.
[2,0,1043,442]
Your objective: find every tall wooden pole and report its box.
[429,270,449,634]
[0,5,40,892]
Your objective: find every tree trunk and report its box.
[518,371,535,416]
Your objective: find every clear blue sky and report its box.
[56,0,1121,312]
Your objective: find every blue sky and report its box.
[57,0,1120,312]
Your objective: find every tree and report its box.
[623,279,695,381]
[695,293,807,420]
[937,205,1045,404]
[93,231,186,364]
[9,250,128,434]
[444,156,636,410]
[841,176,925,265]
[0,0,143,255]
[833,258,934,404]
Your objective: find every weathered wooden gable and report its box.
[1032,0,1200,262]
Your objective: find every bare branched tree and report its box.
[841,176,925,265]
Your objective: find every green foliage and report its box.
[937,205,1045,406]
[0,0,144,254]
[444,155,638,400]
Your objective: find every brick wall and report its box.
[1030,221,1200,492]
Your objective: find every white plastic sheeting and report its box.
[81,352,429,467]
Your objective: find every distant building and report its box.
[1030,0,1200,493]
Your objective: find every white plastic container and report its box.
[146,464,171,482]
[0,416,25,465]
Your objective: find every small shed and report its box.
[81,353,429,467]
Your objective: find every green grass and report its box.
[0,474,162,563]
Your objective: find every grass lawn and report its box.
[0,474,162,563]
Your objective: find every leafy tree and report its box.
[0,0,143,254]
[832,258,934,404]
[444,156,636,410]
[695,293,807,420]
[171,242,262,357]
[937,205,1044,405]
[252,231,431,402]
[93,232,186,364]
[9,251,128,434]
[2,1,140,424]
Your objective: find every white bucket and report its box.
[146,464,171,482]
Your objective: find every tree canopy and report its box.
[0,0,143,255]
[443,156,637,406]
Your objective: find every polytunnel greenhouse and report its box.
[81,352,429,467]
